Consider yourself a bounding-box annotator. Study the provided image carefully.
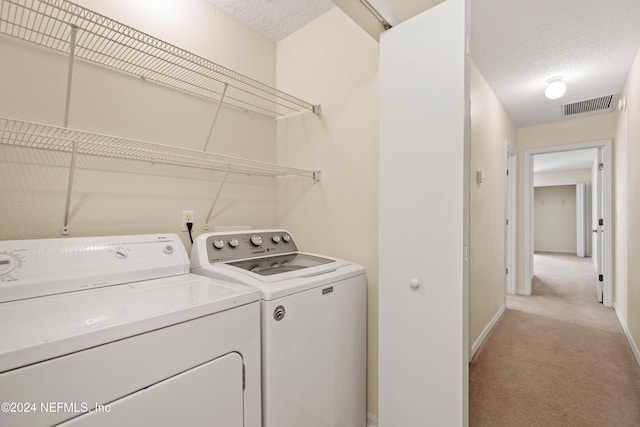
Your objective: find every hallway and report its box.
[469,253,640,426]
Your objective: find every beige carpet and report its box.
[470,252,640,426]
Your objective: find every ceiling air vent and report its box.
[563,95,615,117]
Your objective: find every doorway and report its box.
[523,140,613,306]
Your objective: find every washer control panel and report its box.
[204,230,298,263]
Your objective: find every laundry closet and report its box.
[0,0,380,425]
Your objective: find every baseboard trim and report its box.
[534,249,576,254]
[614,303,640,367]
[367,412,378,427]
[516,289,531,296]
[471,304,505,359]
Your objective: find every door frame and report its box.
[595,147,605,302]
[506,142,517,295]
[523,139,613,306]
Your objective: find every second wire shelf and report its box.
[0,117,320,180]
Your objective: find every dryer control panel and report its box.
[0,234,189,303]
[202,230,298,263]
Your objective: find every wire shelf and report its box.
[0,117,319,179]
[0,0,319,117]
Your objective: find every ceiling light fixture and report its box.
[545,76,567,100]
[359,0,402,30]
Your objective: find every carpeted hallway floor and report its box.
[469,252,640,426]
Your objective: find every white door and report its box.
[595,147,604,302]
[378,0,470,425]
[61,352,245,427]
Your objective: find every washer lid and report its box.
[0,274,259,373]
[228,253,334,276]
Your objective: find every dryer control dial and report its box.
[228,239,239,248]
[115,247,128,259]
[0,254,17,276]
[282,234,291,243]
[272,235,281,243]
[212,239,225,250]
[250,235,263,246]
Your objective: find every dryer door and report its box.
[60,352,244,427]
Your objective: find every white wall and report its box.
[615,46,640,363]
[469,62,515,347]
[533,185,577,253]
[275,7,380,417]
[534,168,592,187]
[379,0,469,424]
[533,168,593,256]
[0,0,280,249]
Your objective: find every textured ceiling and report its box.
[206,0,640,128]
[206,0,334,41]
[471,0,640,127]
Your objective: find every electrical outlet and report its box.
[182,210,194,231]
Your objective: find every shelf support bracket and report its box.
[203,83,229,152]
[61,25,78,235]
[61,140,78,235]
[204,163,232,230]
[63,25,78,128]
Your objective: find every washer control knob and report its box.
[409,277,421,290]
[228,239,239,248]
[272,235,281,243]
[213,239,225,249]
[163,245,174,254]
[250,235,263,246]
[282,234,291,243]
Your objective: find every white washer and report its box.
[190,229,367,427]
[0,234,261,427]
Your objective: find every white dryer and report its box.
[190,229,367,427]
[0,234,261,427]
